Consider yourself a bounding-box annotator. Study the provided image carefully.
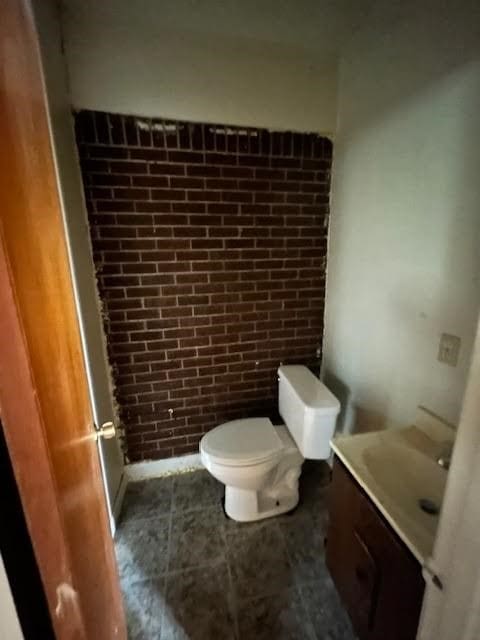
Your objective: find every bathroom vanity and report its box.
[326,459,424,639]
[326,409,455,640]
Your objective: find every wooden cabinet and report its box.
[326,458,425,640]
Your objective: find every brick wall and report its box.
[75,111,332,462]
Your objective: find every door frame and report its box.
[31,0,125,532]
[418,313,480,640]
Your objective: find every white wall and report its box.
[32,0,124,525]
[60,0,371,134]
[0,555,23,640]
[324,0,480,432]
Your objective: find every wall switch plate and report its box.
[438,333,461,367]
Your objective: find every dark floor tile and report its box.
[148,579,166,638]
[169,507,227,572]
[311,503,329,535]
[172,470,223,513]
[115,470,354,640]
[301,460,331,487]
[237,588,316,640]
[226,521,294,600]
[123,579,152,640]
[280,511,327,584]
[297,461,331,516]
[122,577,164,640]
[115,515,170,585]
[300,568,357,640]
[162,562,235,640]
[121,476,173,522]
[221,510,277,533]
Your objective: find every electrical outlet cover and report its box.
[438,333,461,367]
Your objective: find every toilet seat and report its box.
[200,418,284,467]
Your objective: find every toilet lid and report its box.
[201,418,283,466]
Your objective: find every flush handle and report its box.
[96,421,116,440]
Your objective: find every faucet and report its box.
[437,442,454,470]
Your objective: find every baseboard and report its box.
[110,471,129,534]
[327,450,334,468]
[125,453,203,482]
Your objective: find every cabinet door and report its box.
[346,529,380,635]
[326,463,379,638]
[326,459,425,640]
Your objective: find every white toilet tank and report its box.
[278,365,340,459]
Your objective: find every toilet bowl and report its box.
[200,365,340,522]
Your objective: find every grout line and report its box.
[157,477,175,640]
[275,516,319,640]
[165,478,175,575]
[218,494,240,640]
[120,502,222,529]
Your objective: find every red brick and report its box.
[205,152,237,166]
[191,239,223,249]
[149,162,185,175]
[238,155,269,167]
[151,189,186,201]
[205,178,238,190]
[168,150,204,163]
[187,165,221,177]
[222,167,254,178]
[286,193,315,205]
[187,190,221,202]
[255,192,285,204]
[173,227,207,238]
[130,149,167,161]
[96,200,135,212]
[132,175,169,188]
[110,160,148,174]
[176,273,208,284]
[209,227,239,238]
[170,177,205,189]
[114,187,149,200]
[222,191,253,203]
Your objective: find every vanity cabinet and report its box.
[326,459,425,640]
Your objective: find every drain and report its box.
[419,498,440,515]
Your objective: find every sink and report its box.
[363,441,447,543]
[330,408,455,563]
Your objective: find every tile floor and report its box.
[115,461,357,639]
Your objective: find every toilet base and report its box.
[225,485,300,522]
[224,451,303,522]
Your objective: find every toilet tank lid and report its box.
[278,365,340,413]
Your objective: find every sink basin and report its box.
[363,441,447,545]
[331,408,455,563]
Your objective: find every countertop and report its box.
[330,407,455,564]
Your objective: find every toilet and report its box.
[200,365,340,522]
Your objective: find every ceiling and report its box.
[61,0,375,58]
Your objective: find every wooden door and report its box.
[0,1,126,638]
